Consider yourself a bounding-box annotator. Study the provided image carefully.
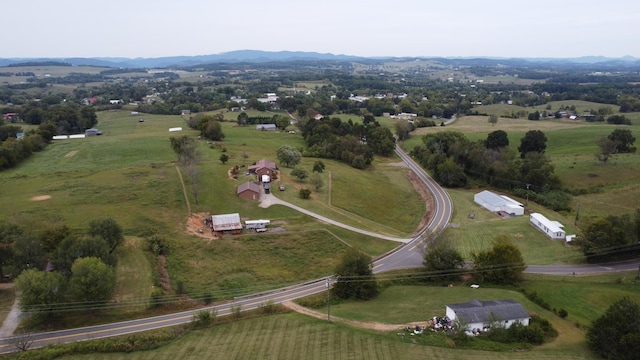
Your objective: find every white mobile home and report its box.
[245,220,270,229]
[529,213,566,239]
[474,190,524,216]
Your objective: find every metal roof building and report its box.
[446,299,530,331]
[474,190,524,216]
[210,213,243,233]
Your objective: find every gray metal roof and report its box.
[447,299,529,324]
[211,213,242,231]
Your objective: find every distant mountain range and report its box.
[0,50,638,69]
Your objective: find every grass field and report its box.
[59,273,640,360]
[441,189,582,265]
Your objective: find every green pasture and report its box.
[442,189,581,265]
[1,110,421,305]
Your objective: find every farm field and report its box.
[401,108,640,219]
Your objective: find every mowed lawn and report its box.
[59,312,595,360]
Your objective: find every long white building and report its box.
[529,213,566,240]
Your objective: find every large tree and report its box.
[518,130,547,158]
[596,135,620,164]
[579,216,636,262]
[68,257,116,306]
[333,248,378,300]
[276,145,302,168]
[472,234,526,284]
[587,297,640,360]
[485,130,509,150]
[423,241,465,282]
[608,129,636,153]
[88,218,124,254]
[15,269,66,314]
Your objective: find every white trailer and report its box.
[245,219,270,229]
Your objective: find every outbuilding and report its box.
[85,128,102,136]
[474,190,524,216]
[237,182,261,201]
[446,299,530,332]
[210,213,243,236]
[529,213,566,240]
[256,124,277,131]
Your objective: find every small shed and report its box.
[210,213,243,235]
[85,128,102,136]
[237,182,261,200]
[256,124,277,131]
[446,299,530,332]
[474,190,524,216]
[529,213,566,240]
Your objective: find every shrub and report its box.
[299,188,311,199]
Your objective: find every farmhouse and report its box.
[446,299,530,332]
[248,159,277,181]
[237,181,261,200]
[256,124,277,131]
[473,190,524,216]
[529,213,566,240]
[210,213,243,236]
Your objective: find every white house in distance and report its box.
[446,299,530,332]
[473,190,524,216]
[529,213,566,240]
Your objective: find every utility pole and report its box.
[326,277,331,322]
[525,184,531,212]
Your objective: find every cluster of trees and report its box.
[423,234,526,285]
[19,98,97,133]
[576,210,640,262]
[185,114,225,142]
[587,297,640,359]
[332,248,378,300]
[298,116,395,169]
[410,130,568,210]
[2,218,124,315]
[0,121,56,170]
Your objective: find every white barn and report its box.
[529,213,566,240]
[446,299,530,332]
[473,190,524,216]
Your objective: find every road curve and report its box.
[2,144,638,353]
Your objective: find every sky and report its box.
[4,0,640,59]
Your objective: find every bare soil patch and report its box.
[31,195,51,201]
[64,150,78,158]
[406,170,435,235]
[185,212,218,240]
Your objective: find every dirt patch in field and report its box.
[64,150,78,158]
[31,195,51,201]
[186,212,218,240]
